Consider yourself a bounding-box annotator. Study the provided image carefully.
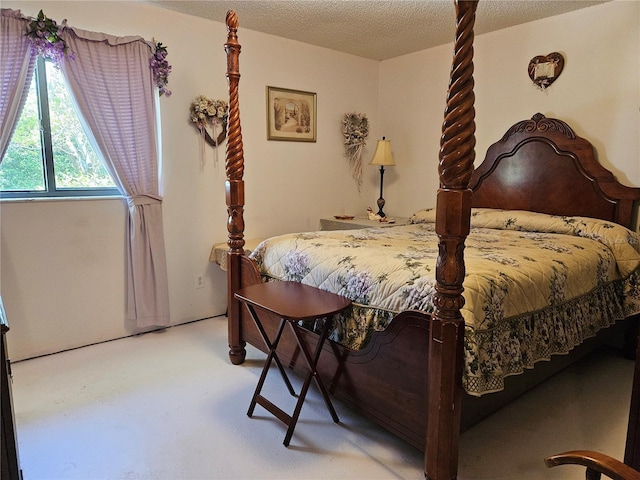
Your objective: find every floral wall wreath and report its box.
[341,112,369,190]
[190,95,228,146]
[190,95,228,168]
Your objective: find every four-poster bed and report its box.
[221,4,640,479]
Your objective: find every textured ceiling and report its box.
[142,0,606,60]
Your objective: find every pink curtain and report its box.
[59,27,170,327]
[0,9,36,161]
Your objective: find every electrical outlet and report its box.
[195,274,205,289]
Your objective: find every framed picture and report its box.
[266,86,317,142]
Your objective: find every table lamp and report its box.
[369,137,395,217]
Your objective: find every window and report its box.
[0,56,119,198]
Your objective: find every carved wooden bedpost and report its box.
[426,1,478,479]
[224,10,247,365]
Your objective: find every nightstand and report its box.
[320,216,410,231]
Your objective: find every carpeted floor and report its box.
[9,316,633,480]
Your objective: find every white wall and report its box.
[1,1,380,360]
[380,1,640,220]
[2,1,638,361]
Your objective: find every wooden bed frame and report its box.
[221,4,640,479]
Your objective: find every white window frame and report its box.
[1,56,119,199]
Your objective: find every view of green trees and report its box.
[0,59,115,192]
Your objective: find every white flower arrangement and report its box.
[341,112,369,189]
[190,95,228,169]
[190,95,228,130]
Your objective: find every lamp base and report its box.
[376,197,386,218]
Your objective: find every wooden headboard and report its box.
[469,113,640,229]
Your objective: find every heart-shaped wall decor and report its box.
[528,52,564,90]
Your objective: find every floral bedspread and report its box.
[249,209,640,395]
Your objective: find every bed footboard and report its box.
[238,301,433,448]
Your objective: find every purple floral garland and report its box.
[25,9,74,64]
[150,41,172,97]
[25,10,172,98]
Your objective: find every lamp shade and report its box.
[369,138,395,166]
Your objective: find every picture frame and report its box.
[266,86,317,142]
